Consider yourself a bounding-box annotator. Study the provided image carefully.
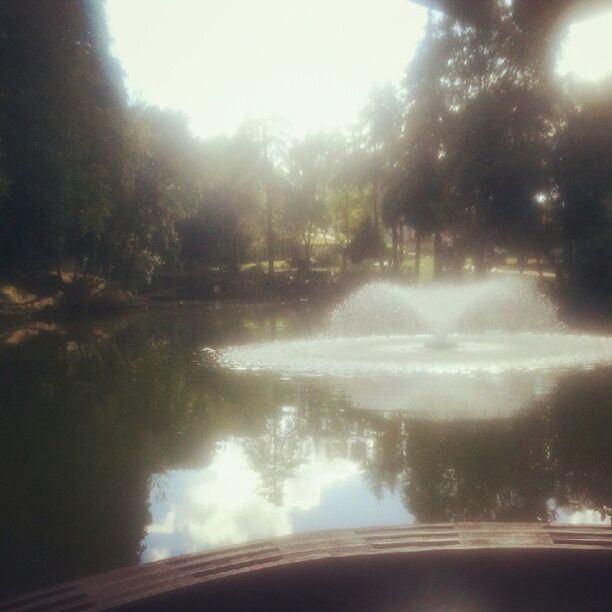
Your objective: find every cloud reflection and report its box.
[141,438,361,561]
[551,502,611,526]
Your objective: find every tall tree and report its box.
[238,118,288,275]
[287,132,341,269]
[554,79,612,308]
[395,3,560,277]
[178,131,262,273]
[395,13,449,278]
[360,83,403,269]
[0,0,126,275]
[442,3,556,272]
[104,106,199,284]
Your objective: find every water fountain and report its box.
[215,278,612,418]
[327,278,561,341]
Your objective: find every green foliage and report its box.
[0,0,125,271]
[285,132,345,266]
[0,0,609,308]
[346,216,386,264]
[177,129,266,271]
[554,81,612,306]
[102,105,197,283]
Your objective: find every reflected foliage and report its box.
[0,306,308,596]
[1,306,610,597]
[1,1,610,308]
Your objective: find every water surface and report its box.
[1,303,611,597]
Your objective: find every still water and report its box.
[1,303,611,597]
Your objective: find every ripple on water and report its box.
[216,333,612,376]
[213,333,612,418]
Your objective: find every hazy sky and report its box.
[557,8,612,80]
[105,0,612,139]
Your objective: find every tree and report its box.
[237,118,289,274]
[441,5,556,272]
[345,216,385,265]
[393,3,560,277]
[359,84,404,270]
[0,0,126,276]
[102,106,199,284]
[394,13,449,278]
[554,79,612,308]
[286,132,342,269]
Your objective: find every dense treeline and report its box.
[0,0,610,307]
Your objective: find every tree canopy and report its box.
[0,0,610,309]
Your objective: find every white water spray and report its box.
[214,279,612,418]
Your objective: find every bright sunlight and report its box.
[105,0,428,138]
[106,0,612,139]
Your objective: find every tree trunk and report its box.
[414,230,421,282]
[230,231,239,275]
[266,200,274,276]
[391,222,399,275]
[341,209,350,271]
[304,220,313,270]
[433,231,443,278]
[128,245,138,284]
[56,248,63,283]
[473,245,488,277]
[72,258,80,282]
[372,182,385,271]
[263,124,274,276]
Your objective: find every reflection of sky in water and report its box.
[141,437,410,562]
[548,499,611,526]
[142,443,612,563]
[4,304,611,598]
[141,372,612,563]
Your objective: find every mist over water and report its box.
[216,279,612,418]
[327,278,561,338]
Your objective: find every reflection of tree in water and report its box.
[246,406,307,505]
[547,369,612,519]
[2,305,610,597]
[353,370,611,524]
[236,371,611,525]
[0,305,297,597]
[242,384,397,507]
[400,417,553,522]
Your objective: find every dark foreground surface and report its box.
[136,550,611,612]
[2,523,612,611]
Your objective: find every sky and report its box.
[140,437,409,562]
[105,0,612,140]
[557,8,612,81]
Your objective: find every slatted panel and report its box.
[90,545,286,609]
[457,524,554,547]
[0,585,95,612]
[176,549,285,580]
[356,524,460,551]
[546,525,612,549]
[2,523,611,611]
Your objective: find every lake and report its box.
[1,303,611,598]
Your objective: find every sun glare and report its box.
[558,9,612,82]
[106,1,612,139]
[105,0,428,138]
